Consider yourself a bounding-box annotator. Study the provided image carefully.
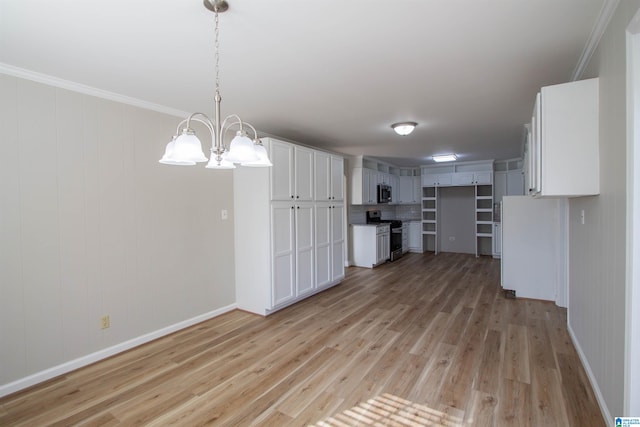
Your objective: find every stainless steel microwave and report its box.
[377,184,391,203]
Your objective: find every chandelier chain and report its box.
[214,8,220,95]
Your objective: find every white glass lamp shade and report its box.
[224,132,259,164]
[241,143,272,167]
[172,130,208,163]
[391,122,417,136]
[159,137,196,165]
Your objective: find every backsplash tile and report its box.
[348,204,421,224]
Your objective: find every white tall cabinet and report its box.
[234,138,345,316]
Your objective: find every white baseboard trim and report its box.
[0,303,237,398]
[567,322,612,423]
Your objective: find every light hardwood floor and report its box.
[0,252,605,426]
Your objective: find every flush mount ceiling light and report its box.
[159,0,271,169]
[391,122,417,136]
[432,154,457,162]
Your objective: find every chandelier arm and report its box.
[220,114,244,135]
[242,122,260,141]
[183,113,215,134]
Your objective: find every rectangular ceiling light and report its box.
[432,154,457,162]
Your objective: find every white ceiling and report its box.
[0,0,606,167]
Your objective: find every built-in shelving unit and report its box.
[420,160,494,256]
[475,184,493,256]
[421,186,437,253]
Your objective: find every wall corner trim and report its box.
[571,0,621,81]
[0,303,237,398]
[0,62,190,118]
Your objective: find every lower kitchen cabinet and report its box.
[401,223,409,253]
[351,224,390,268]
[408,221,423,252]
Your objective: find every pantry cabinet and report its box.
[234,137,345,315]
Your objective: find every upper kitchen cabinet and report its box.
[526,78,599,197]
[350,157,420,205]
[351,167,378,205]
[422,172,453,187]
[314,151,344,201]
[421,161,493,187]
[270,139,314,201]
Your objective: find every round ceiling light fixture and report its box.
[391,122,417,136]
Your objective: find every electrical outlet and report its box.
[449,236,455,241]
[221,209,228,220]
[100,315,110,329]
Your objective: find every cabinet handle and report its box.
[291,195,294,199]
[291,206,294,209]
[297,206,300,209]
[296,195,299,199]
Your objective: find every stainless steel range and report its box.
[366,210,403,262]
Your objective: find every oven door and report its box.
[390,227,403,261]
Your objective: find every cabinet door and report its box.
[402,225,409,253]
[295,204,315,296]
[423,174,437,186]
[270,140,294,200]
[314,151,331,201]
[399,176,413,204]
[330,156,344,201]
[408,222,422,250]
[294,147,314,201]
[376,233,385,264]
[437,174,452,186]
[271,204,295,306]
[474,171,493,185]
[388,175,399,204]
[315,204,331,288]
[452,172,474,186]
[365,169,378,204]
[413,176,421,203]
[330,204,345,281]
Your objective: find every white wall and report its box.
[438,186,475,254]
[568,0,640,419]
[0,74,236,394]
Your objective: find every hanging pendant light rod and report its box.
[159,0,271,169]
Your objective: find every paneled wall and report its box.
[568,0,640,419]
[0,74,236,392]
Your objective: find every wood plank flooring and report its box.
[0,252,605,426]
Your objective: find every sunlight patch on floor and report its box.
[312,393,463,427]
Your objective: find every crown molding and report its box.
[0,63,190,118]
[571,0,621,81]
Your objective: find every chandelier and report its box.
[159,0,271,169]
